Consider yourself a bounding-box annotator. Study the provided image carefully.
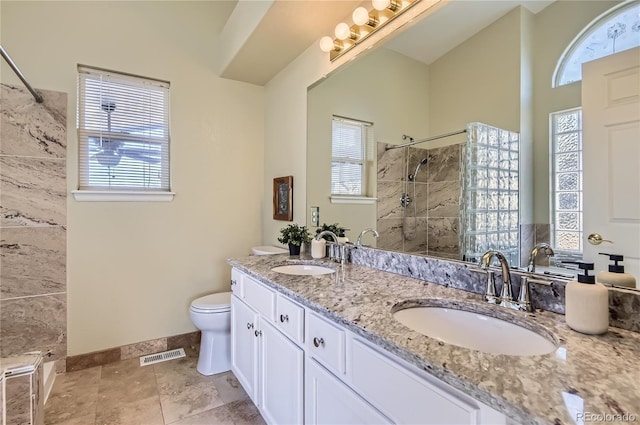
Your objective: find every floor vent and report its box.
[139,348,186,367]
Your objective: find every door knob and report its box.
[587,233,613,245]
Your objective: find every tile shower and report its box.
[376,122,521,264]
[0,83,68,371]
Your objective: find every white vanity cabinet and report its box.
[230,274,304,425]
[230,268,506,425]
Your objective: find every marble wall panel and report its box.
[535,223,551,244]
[0,294,67,361]
[427,181,461,218]
[427,144,460,182]
[376,181,404,220]
[0,84,67,158]
[520,224,535,267]
[0,156,66,226]
[1,226,66,299]
[375,219,403,252]
[412,182,428,217]
[402,217,428,253]
[4,374,31,425]
[407,147,430,183]
[377,142,404,182]
[427,218,459,256]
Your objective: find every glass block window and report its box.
[551,108,583,254]
[331,116,373,196]
[461,123,520,265]
[77,65,170,191]
[554,1,640,87]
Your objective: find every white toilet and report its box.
[189,291,232,375]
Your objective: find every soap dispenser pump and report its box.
[597,253,637,288]
[565,261,609,335]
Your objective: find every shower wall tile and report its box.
[0,84,67,158]
[376,181,404,220]
[407,147,430,183]
[403,217,428,253]
[377,142,404,182]
[0,156,66,226]
[1,225,66,299]
[427,181,461,218]
[520,224,535,267]
[427,144,460,183]
[376,219,404,252]
[413,183,428,217]
[535,223,551,244]
[4,374,31,425]
[427,218,459,256]
[0,294,67,362]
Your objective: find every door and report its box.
[231,295,259,403]
[305,359,391,425]
[582,46,640,286]
[260,320,304,425]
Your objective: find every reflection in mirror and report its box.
[306,0,640,289]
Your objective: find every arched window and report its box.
[553,1,640,87]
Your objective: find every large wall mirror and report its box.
[307,0,640,289]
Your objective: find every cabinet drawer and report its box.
[243,276,275,320]
[231,268,243,296]
[276,294,304,345]
[350,338,480,424]
[307,313,345,375]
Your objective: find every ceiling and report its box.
[217,0,555,86]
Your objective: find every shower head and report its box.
[402,134,414,142]
[408,157,428,181]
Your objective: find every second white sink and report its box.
[271,264,336,276]
[393,305,557,356]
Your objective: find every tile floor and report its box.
[45,346,265,425]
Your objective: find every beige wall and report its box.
[306,48,430,240]
[1,1,265,355]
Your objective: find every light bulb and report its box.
[319,36,335,53]
[352,7,370,26]
[372,0,390,11]
[335,22,351,40]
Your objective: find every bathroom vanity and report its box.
[227,254,640,425]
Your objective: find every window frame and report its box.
[329,115,376,204]
[72,65,174,202]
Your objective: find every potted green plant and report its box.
[315,223,346,241]
[278,223,311,256]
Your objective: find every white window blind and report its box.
[331,116,373,196]
[77,65,170,191]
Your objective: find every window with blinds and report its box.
[331,116,373,196]
[77,65,170,192]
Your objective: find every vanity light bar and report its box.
[319,0,420,61]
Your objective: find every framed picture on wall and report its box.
[273,176,293,221]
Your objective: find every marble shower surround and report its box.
[0,84,67,369]
[376,142,461,257]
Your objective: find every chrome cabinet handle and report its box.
[247,323,254,330]
[280,314,289,323]
[313,337,324,348]
[230,279,237,286]
[255,330,262,337]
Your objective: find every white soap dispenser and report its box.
[597,253,637,288]
[565,261,609,335]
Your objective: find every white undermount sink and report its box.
[271,264,336,276]
[393,305,557,356]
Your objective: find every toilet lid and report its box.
[191,292,232,311]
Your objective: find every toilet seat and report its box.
[190,292,232,313]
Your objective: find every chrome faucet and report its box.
[527,243,555,273]
[315,230,342,263]
[479,250,516,309]
[356,228,379,247]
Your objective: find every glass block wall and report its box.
[551,109,583,256]
[461,122,520,266]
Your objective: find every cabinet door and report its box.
[306,359,391,425]
[260,320,304,425]
[231,295,259,403]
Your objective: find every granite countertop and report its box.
[227,254,640,425]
